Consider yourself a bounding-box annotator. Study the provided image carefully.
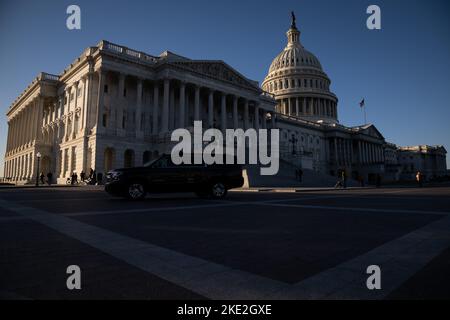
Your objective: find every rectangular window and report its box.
[64,96,67,105]
[123,88,127,97]
[122,115,126,129]
[104,85,108,93]
[102,113,107,127]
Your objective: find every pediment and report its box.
[173,60,260,90]
[357,124,384,140]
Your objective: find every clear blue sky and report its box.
[1,0,449,174]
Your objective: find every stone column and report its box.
[30,99,37,142]
[28,106,33,144]
[194,85,200,121]
[14,115,19,150]
[310,98,314,116]
[287,98,291,116]
[232,96,238,128]
[117,73,125,130]
[208,90,214,128]
[5,122,10,154]
[161,78,170,133]
[36,96,44,141]
[136,78,143,136]
[244,99,249,130]
[295,97,299,116]
[152,82,159,134]
[17,111,22,149]
[179,81,186,128]
[95,71,105,132]
[169,85,175,130]
[23,107,29,145]
[334,138,339,166]
[254,104,260,130]
[220,93,227,130]
[72,88,78,138]
[79,78,86,132]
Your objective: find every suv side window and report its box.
[151,156,176,168]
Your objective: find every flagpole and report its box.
[364,105,367,124]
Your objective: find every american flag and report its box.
[359,99,365,108]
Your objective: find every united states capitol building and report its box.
[3,14,447,185]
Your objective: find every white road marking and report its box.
[63,202,242,217]
[252,202,450,216]
[1,193,450,300]
[0,199,285,300]
[281,214,450,299]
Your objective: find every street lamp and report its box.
[35,152,41,187]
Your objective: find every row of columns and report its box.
[333,138,354,166]
[4,152,35,180]
[43,74,92,144]
[6,96,44,156]
[278,97,337,119]
[333,138,385,167]
[96,70,270,137]
[358,141,384,164]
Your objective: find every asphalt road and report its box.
[0,186,449,300]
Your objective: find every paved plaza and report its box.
[0,186,449,299]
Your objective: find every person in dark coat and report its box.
[46,172,53,185]
[39,172,45,185]
[376,174,381,188]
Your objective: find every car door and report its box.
[149,155,186,192]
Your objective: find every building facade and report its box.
[3,41,275,184]
[262,15,388,182]
[3,14,447,185]
[396,145,447,180]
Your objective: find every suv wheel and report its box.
[127,182,146,200]
[210,182,227,199]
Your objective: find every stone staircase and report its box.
[243,160,359,188]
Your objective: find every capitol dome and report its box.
[262,13,338,123]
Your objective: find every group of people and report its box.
[37,168,100,185]
[69,168,98,185]
[39,172,53,185]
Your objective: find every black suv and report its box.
[105,154,244,200]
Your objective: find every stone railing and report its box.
[39,72,60,81]
[101,41,159,65]
[277,113,323,128]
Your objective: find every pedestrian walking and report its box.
[46,172,53,186]
[80,170,85,182]
[39,172,45,185]
[416,171,423,188]
[297,168,303,182]
[376,174,381,188]
[342,171,347,189]
[358,175,365,187]
[71,172,78,185]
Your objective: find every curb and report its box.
[232,187,375,193]
[0,184,104,190]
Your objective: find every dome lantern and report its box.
[287,11,301,47]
